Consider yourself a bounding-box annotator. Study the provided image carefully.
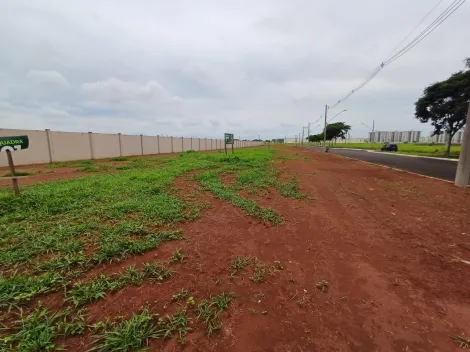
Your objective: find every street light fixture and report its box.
[328,109,348,123]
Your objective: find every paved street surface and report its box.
[306,147,457,181]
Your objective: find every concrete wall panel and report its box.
[183,138,192,151]
[173,137,183,153]
[121,135,142,156]
[92,133,120,159]
[143,136,159,155]
[0,129,50,166]
[50,131,90,162]
[159,137,172,154]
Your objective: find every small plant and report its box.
[120,265,146,286]
[450,335,470,348]
[66,275,121,307]
[230,256,253,276]
[169,248,184,263]
[186,296,196,306]
[142,262,174,282]
[195,293,233,335]
[251,263,267,283]
[90,309,159,352]
[172,289,189,301]
[316,280,329,293]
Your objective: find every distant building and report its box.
[424,128,465,144]
[369,131,421,143]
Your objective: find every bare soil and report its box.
[13,147,470,351]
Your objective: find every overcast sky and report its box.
[0,0,468,140]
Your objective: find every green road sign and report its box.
[224,133,234,144]
[0,135,29,152]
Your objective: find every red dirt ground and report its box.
[11,146,470,351]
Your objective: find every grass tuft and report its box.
[195,293,233,335]
[230,256,254,276]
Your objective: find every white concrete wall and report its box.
[0,129,50,166]
[121,135,142,156]
[92,133,120,159]
[159,137,172,154]
[143,136,159,155]
[183,138,192,151]
[50,131,91,162]
[0,128,264,166]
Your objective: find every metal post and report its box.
[323,105,328,150]
[455,103,470,186]
[157,135,160,154]
[6,150,20,196]
[140,134,144,155]
[182,137,184,152]
[191,137,193,150]
[372,120,375,149]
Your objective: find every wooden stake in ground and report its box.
[6,150,20,196]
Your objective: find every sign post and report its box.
[0,135,29,196]
[224,133,234,155]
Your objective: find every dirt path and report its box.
[17,146,470,351]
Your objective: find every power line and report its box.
[328,0,466,109]
[384,0,466,66]
[383,0,444,61]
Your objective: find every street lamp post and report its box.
[361,120,375,148]
[324,108,348,150]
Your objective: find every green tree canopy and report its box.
[307,122,351,144]
[415,57,470,156]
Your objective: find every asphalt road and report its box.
[306,147,458,181]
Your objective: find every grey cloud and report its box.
[0,0,468,139]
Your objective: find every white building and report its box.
[425,129,465,144]
[368,131,421,143]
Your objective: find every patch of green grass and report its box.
[66,261,174,307]
[0,272,64,309]
[158,308,192,344]
[195,293,233,336]
[110,157,129,162]
[1,303,86,352]
[66,274,121,307]
[90,308,159,352]
[230,256,254,276]
[1,171,38,177]
[276,176,308,199]
[198,171,283,225]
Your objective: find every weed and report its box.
[276,177,308,199]
[158,308,192,342]
[169,248,184,263]
[172,289,189,301]
[251,263,267,283]
[0,272,64,309]
[1,303,86,352]
[316,280,329,293]
[450,335,470,348]
[195,293,232,335]
[141,262,174,282]
[120,265,146,286]
[66,275,120,307]
[90,309,159,352]
[230,256,253,276]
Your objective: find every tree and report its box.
[415,58,470,156]
[307,122,351,145]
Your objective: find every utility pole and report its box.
[323,105,328,149]
[307,123,311,144]
[372,119,375,148]
[455,103,470,186]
